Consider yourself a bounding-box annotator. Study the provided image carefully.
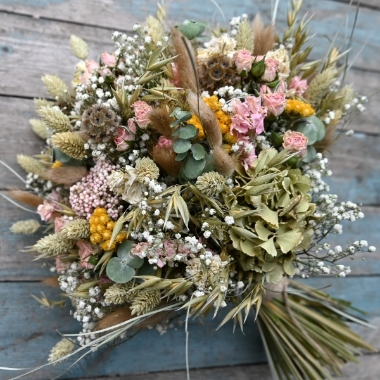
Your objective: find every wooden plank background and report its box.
[0,0,379,379]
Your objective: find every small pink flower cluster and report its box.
[131,239,192,268]
[289,76,308,95]
[69,160,123,220]
[230,96,267,136]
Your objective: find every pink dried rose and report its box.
[282,130,308,157]
[127,118,137,134]
[80,60,99,86]
[234,49,255,73]
[54,217,68,233]
[289,76,308,95]
[77,240,95,269]
[55,256,70,273]
[101,52,117,67]
[261,58,279,82]
[37,201,57,222]
[114,127,136,151]
[261,88,286,116]
[86,60,99,73]
[157,136,173,148]
[133,101,152,129]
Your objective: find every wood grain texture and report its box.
[79,353,380,380]
[0,277,379,380]
[0,1,379,100]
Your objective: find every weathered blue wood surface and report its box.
[0,0,379,379]
[1,276,379,380]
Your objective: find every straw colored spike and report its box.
[43,166,87,185]
[171,28,198,92]
[252,14,275,56]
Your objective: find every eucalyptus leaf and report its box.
[294,116,325,145]
[190,143,206,160]
[173,139,192,154]
[117,241,144,269]
[175,152,188,161]
[302,145,317,163]
[177,20,205,40]
[173,124,198,139]
[106,257,135,283]
[53,147,82,166]
[181,155,206,179]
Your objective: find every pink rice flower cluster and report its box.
[230,96,267,137]
[131,239,192,268]
[69,160,122,220]
[282,130,308,157]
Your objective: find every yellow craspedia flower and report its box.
[204,96,232,134]
[52,160,63,169]
[223,131,238,144]
[187,114,205,140]
[89,208,127,251]
[285,99,315,117]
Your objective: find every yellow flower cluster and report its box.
[89,208,126,251]
[52,160,63,169]
[285,99,315,117]
[187,96,232,140]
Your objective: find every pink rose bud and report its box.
[261,91,286,116]
[86,60,99,74]
[282,130,309,157]
[261,58,279,82]
[234,49,255,74]
[157,136,173,148]
[133,101,152,129]
[101,52,117,67]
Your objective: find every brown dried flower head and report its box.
[81,104,121,143]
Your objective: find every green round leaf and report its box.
[173,138,192,154]
[117,240,144,269]
[302,145,317,163]
[117,240,134,260]
[106,257,135,283]
[177,20,205,40]
[176,125,199,139]
[175,152,188,161]
[181,155,206,179]
[190,143,206,160]
[294,116,325,145]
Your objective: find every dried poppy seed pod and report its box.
[81,104,121,143]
